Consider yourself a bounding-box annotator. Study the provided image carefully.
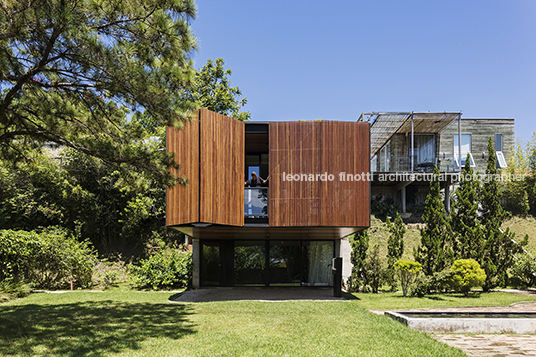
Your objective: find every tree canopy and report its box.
[188,58,251,122]
[0,0,198,185]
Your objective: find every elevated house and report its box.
[166,109,514,288]
[364,112,514,213]
[167,109,370,288]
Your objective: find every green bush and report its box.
[393,260,422,297]
[411,269,454,297]
[0,228,97,289]
[449,259,486,295]
[0,280,32,302]
[509,255,536,288]
[370,195,399,221]
[129,248,192,290]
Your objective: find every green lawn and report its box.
[0,291,468,357]
[348,291,536,310]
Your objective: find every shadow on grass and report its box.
[0,300,195,356]
[342,292,360,300]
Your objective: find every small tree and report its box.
[393,260,422,297]
[386,213,405,291]
[480,138,527,290]
[451,154,484,260]
[387,213,405,266]
[347,229,369,292]
[363,244,384,293]
[415,167,454,278]
[449,259,486,296]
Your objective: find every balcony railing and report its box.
[373,154,460,173]
[244,187,268,218]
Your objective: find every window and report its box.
[495,134,507,169]
[410,135,435,170]
[379,141,390,172]
[495,134,503,152]
[496,152,507,169]
[453,134,475,168]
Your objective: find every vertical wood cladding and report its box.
[199,109,244,226]
[167,109,244,227]
[269,121,370,227]
[166,120,199,225]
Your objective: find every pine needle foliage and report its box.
[414,166,454,277]
[480,138,527,289]
[450,154,485,260]
[386,212,405,267]
[0,0,198,185]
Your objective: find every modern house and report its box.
[166,109,370,288]
[364,112,514,213]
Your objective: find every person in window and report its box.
[245,172,267,187]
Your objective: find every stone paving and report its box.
[432,334,536,357]
[381,289,536,357]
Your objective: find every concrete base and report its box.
[386,311,536,334]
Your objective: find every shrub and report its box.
[0,280,32,302]
[371,195,399,221]
[411,269,454,297]
[129,248,192,290]
[362,244,385,293]
[449,259,486,295]
[347,230,369,293]
[509,255,536,288]
[393,260,422,297]
[0,228,97,289]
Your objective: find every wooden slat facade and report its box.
[199,109,245,226]
[269,121,369,227]
[166,120,199,226]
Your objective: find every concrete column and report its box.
[444,184,451,214]
[192,238,200,288]
[401,185,406,213]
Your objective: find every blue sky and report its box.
[191,0,536,142]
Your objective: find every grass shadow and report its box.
[342,292,360,300]
[0,300,195,356]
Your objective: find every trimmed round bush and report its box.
[449,259,486,295]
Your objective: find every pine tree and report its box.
[348,229,369,292]
[386,212,406,291]
[480,138,527,290]
[451,154,484,260]
[414,166,454,277]
[387,212,405,266]
[0,1,198,184]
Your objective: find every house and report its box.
[166,109,370,288]
[364,112,514,213]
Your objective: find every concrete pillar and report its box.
[192,238,200,288]
[444,184,451,214]
[401,185,406,213]
[340,237,353,289]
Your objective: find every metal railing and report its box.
[244,187,268,217]
[373,154,460,173]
